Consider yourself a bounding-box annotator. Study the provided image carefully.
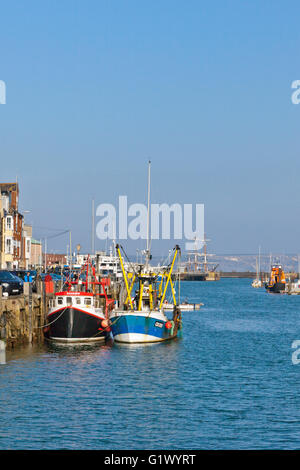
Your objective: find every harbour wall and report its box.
[0,289,48,349]
[220,271,298,279]
[220,271,261,278]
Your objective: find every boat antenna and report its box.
[146,160,151,268]
[91,198,95,255]
[69,230,72,271]
[112,217,117,256]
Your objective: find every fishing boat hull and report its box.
[109,311,181,343]
[45,307,107,343]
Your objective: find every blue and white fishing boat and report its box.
[108,244,182,343]
[108,161,182,343]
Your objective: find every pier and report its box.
[220,271,262,278]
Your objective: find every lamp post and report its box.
[22,210,31,270]
[76,244,81,265]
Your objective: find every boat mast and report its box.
[204,234,207,273]
[112,217,117,257]
[44,237,47,271]
[146,160,151,269]
[91,198,95,256]
[69,231,72,271]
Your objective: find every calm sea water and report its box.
[1,278,300,450]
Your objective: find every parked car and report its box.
[0,270,23,296]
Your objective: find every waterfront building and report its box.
[0,183,24,269]
[30,239,42,268]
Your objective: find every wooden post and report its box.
[29,282,33,344]
[0,286,6,362]
[43,282,47,323]
[0,285,2,320]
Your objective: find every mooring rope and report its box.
[35,306,68,329]
[88,313,121,339]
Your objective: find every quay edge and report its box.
[0,284,47,349]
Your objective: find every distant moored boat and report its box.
[265,264,286,294]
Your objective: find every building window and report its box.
[5,238,12,254]
[6,216,12,230]
[1,195,9,211]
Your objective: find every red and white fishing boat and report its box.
[44,257,114,343]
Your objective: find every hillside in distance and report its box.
[151,253,300,273]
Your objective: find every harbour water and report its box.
[1,278,300,450]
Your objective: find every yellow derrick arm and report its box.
[116,244,134,310]
[170,277,177,306]
[149,284,153,310]
[138,280,144,311]
[125,274,136,305]
[159,246,180,309]
[158,273,165,297]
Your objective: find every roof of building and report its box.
[31,238,42,245]
[0,183,19,193]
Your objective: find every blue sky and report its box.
[1,0,300,256]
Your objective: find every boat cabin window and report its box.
[57,297,63,305]
[66,297,72,306]
[85,297,92,306]
[76,297,81,305]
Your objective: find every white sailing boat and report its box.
[252,246,262,288]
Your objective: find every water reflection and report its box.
[44,338,115,365]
